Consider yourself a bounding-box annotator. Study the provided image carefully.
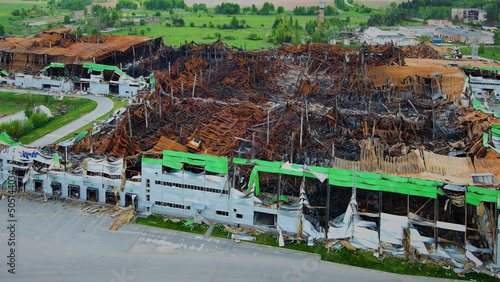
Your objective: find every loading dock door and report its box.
[34,180,43,193]
[125,193,138,209]
[68,184,80,199]
[87,187,99,202]
[51,182,61,196]
[105,190,118,205]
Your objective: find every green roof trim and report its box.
[40,62,65,73]
[74,131,88,143]
[83,63,132,79]
[461,66,500,72]
[142,158,163,165]
[0,131,21,146]
[1,70,8,76]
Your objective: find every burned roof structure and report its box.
[0,28,163,73]
[81,40,497,182]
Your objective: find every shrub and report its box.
[154,11,161,17]
[172,18,185,27]
[0,119,34,139]
[29,112,49,129]
[140,29,145,35]
[247,33,262,40]
[190,22,194,27]
[140,18,147,26]
[165,22,171,27]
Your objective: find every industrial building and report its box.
[1,33,500,278]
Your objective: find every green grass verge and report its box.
[55,98,127,143]
[461,46,500,61]
[135,214,496,281]
[19,100,97,144]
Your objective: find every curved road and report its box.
[0,199,451,282]
[0,87,113,147]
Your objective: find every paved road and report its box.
[0,87,113,147]
[0,105,52,124]
[344,0,354,7]
[0,199,453,282]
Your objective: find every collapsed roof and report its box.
[0,28,163,73]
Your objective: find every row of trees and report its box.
[116,0,138,10]
[51,0,92,11]
[11,5,51,18]
[368,0,500,27]
[142,0,185,11]
[293,5,338,16]
[267,14,345,45]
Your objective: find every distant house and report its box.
[451,8,487,24]
[363,27,415,46]
[399,26,438,40]
[436,27,493,44]
[427,19,453,27]
[482,24,498,31]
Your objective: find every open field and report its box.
[183,0,403,9]
[107,9,369,49]
[0,0,73,36]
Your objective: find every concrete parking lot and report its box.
[0,198,449,281]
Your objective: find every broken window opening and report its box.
[328,185,351,222]
[254,211,276,227]
[409,195,435,223]
[381,191,407,216]
[306,178,329,229]
[466,202,495,263]
[184,164,204,174]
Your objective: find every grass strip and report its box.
[55,98,127,143]
[20,100,97,144]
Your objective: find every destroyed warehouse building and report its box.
[1,34,500,276]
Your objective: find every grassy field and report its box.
[135,214,496,281]
[19,99,97,144]
[355,0,407,9]
[108,9,371,49]
[0,0,72,36]
[56,97,128,142]
[0,92,89,115]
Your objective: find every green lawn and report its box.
[108,10,370,50]
[19,99,97,144]
[461,46,500,61]
[56,97,127,143]
[135,214,495,281]
[0,91,89,115]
